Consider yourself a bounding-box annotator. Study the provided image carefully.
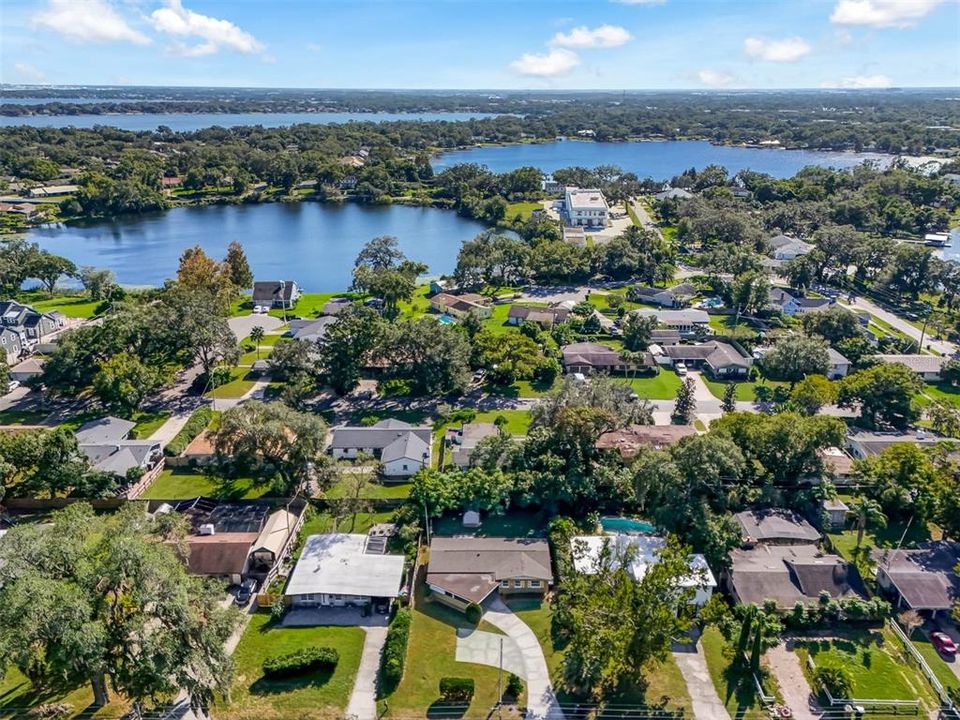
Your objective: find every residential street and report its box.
[839,295,958,356]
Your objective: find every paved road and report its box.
[346,626,389,720]
[629,198,663,239]
[484,598,564,720]
[148,409,196,447]
[839,295,958,356]
[766,643,822,720]
[228,313,284,342]
[671,635,731,720]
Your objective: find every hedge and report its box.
[439,677,475,702]
[379,608,411,690]
[164,406,213,457]
[263,646,339,679]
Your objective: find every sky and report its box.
[2,0,958,90]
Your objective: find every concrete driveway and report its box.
[228,314,284,342]
[456,627,527,678]
[671,634,731,720]
[346,626,389,720]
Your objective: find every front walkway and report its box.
[671,634,731,720]
[148,409,196,447]
[345,626,389,720]
[766,642,822,720]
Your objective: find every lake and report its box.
[433,139,889,179]
[0,111,502,132]
[29,202,491,290]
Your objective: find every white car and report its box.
[4,380,20,394]
[253,305,269,314]
[675,362,688,376]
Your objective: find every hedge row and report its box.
[263,646,339,679]
[164,407,213,457]
[439,677,475,702]
[379,608,411,689]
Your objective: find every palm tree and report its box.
[250,325,265,360]
[847,496,887,547]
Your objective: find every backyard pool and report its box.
[437,314,457,324]
[600,516,657,534]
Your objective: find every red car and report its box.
[931,631,958,657]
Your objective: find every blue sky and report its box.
[2,0,958,89]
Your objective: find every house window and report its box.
[529,580,542,588]
[402,464,408,471]
[513,579,523,589]
[500,580,510,588]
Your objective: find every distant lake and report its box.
[433,139,890,179]
[29,202,491,290]
[0,111,502,132]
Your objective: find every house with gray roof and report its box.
[767,288,832,316]
[426,537,553,611]
[633,308,710,335]
[873,541,960,614]
[75,416,163,482]
[736,508,821,545]
[874,354,947,381]
[0,300,64,361]
[329,419,432,478]
[629,283,698,309]
[561,342,655,375]
[654,187,694,201]
[287,316,336,344]
[768,234,814,261]
[662,341,752,378]
[252,280,300,310]
[826,347,851,379]
[846,429,946,459]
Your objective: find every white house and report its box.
[285,533,405,609]
[564,187,610,228]
[329,420,433,478]
[768,288,832,316]
[570,534,716,607]
[874,354,947,381]
[769,234,814,261]
[826,347,851,379]
[633,308,710,335]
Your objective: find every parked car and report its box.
[931,631,958,657]
[4,380,20,394]
[675,361,688,376]
[235,578,258,606]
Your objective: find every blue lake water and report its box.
[29,202,491,291]
[0,111,502,132]
[433,139,889,179]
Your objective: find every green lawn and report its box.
[434,508,547,538]
[0,665,127,719]
[485,378,557,398]
[0,409,50,426]
[473,409,532,435]
[794,627,938,706]
[397,285,434,319]
[701,375,790,402]
[218,611,365,720]
[127,410,171,439]
[326,477,412,500]
[910,629,960,695]
[238,345,275,366]
[700,626,777,720]
[620,371,684,400]
[505,201,542,222]
[27,294,101,319]
[920,381,960,409]
[827,502,937,567]
[206,367,257,399]
[140,469,270,500]
[299,510,396,540]
[480,302,516,334]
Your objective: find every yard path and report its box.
[345,625,389,720]
[148,408,196,447]
[766,643,822,720]
[484,598,564,720]
[629,198,663,240]
[671,638,731,720]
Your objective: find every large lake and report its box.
[434,139,889,178]
[30,202,490,290]
[0,111,502,132]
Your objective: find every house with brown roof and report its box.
[873,541,960,614]
[662,341,752,378]
[507,305,570,329]
[595,424,696,459]
[874,354,947,381]
[426,537,553,611]
[429,292,492,319]
[735,508,821,545]
[561,342,655,375]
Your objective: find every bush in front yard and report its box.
[262,646,339,679]
[379,608,411,691]
[505,673,523,700]
[813,664,853,699]
[464,602,482,625]
[164,406,213,456]
[439,677,475,702]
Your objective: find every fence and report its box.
[806,654,921,714]
[887,619,959,717]
[125,459,166,499]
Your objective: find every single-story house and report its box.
[28,184,78,198]
[8,357,44,383]
[448,422,500,469]
[650,329,682,346]
[561,342,655,375]
[654,187,694,201]
[846,429,945,460]
[735,508,821,545]
[426,537,553,611]
[0,202,39,217]
[874,354,947,381]
[726,544,866,608]
[321,297,354,316]
[767,288,832,316]
[571,534,716,606]
[826,347,851,380]
[288,317,336,344]
[429,292,492,319]
[662,341,752,378]
[507,305,570,329]
[768,234,814,261]
[633,308,710,335]
[595,424,696,459]
[822,498,850,531]
[819,446,856,483]
[252,280,300,310]
[430,278,457,295]
[329,419,433,478]
[873,541,960,614]
[75,416,163,481]
[179,429,217,466]
[285,533,405,609]
[630,283,698,309]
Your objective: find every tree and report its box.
[621,313,657,352]
[532,375,654,429]
[164,285,239,377]
[672,377,696,424]
[559,536,699,699]
[30,252,77,293]
[838,363,922,429]
[378,318,471,395]
[730,271,770,321]
[721,382,737,413]
[0,427,115,500]
[473,330,541,385]
[813,665,853,700]
[337,453,376,531]
[854,443,943,522]
[801,306,861,345]
[177,246,233,312]
[79,266,116,301]
[316,306,383,395]
[352,236,427,317]
[847,496,887,547]
[249,325,265,360]
[790,374,839,415]
[93,351,163,412]
[926,401,960,437]
[0,503,239,710]
[213,401,328,495]
[761,334,830,384]
[223,240,253,291]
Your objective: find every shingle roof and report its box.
[330,420,432,450]
[872,541,960,610]
[664,342,750,369]
[633,308,710,325]
[875,354,947,374]
[75,416,136,445]
[735,508,821,543]
[381,432,430,464]
[252,281,296,304]
[596,424,696,458]
[427,537,552,603]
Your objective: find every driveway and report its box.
[346,626,389,720]
[929,621,960,683]
[482,598,564,720]
[456,627,527,678]
[671,634,731,720]
[766,643,822,720]
[228,314,284,342]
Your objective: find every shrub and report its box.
[464,602,482,625]
[164,406,213,456]
[439,677,475,702]
[262,646,339,679]
[380,608,411,690]
[505,673,523,699]
[813,664,853,699]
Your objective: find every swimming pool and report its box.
[437,314,457,325]
[600,516,657,534]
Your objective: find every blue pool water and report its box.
[437,314,456,325]
[600,516,657,534]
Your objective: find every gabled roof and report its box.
[596,424,696,458]
[735,508,820,543]
[251,509,299,556]
[427,536,552,603]
[330,420,433,450]
[769,233,800,249]
[381,432,430,464]
[252,281,297,304]
[872,541,960,610]
[633,308,710,325]
[827,347,850,365]
[75,416,136,445]
[664,341,750,369]
[875,354,947,374]
[655,187,694,201]
[289,317,335,343]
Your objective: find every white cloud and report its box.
[306,42,323,53]
[33,0,150,44]
[821,74,893,88]
[830,0,946,27]
[13,63,47,83]
[150,0,264,55]
[744,36,812,62]
[698,68,735,87]
[551,24,633,48]
[509,48,580,77]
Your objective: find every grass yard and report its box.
[298,510,396,541]
[473,409,532,435]
[127,410,171,439]
[920,381,960,409]
[485,378,557,398]
[238,345,275,366]
[140,469,270,500]
[397,285,434,319]
[480,302,516,334]
[434,508,547,538]
[827,505,937,566]
[0,408,50,425]
[27,294,101,319]
[620,371,683,400]
[910,630,960,695]
[505,201,542,222]
[0,665,128,719]
[701,375,790,402]
[794,627,938,706]
[206,367,257,399]
[326,477,412,500]
[218,611,366,720]
[700,626,777,720]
